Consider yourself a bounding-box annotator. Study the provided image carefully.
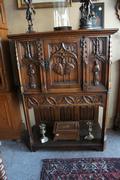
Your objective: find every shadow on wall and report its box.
[108,59,120,129]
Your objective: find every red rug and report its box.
[40,158,120,180]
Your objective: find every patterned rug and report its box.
[40,158,120,180]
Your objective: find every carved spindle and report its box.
[24,42,33,60]
[108,35,112,89]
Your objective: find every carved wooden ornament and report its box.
[116,0,120,20]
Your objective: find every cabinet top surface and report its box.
[8,28,118,39]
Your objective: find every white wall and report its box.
[4,0,120,128]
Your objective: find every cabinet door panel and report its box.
[44,38,82,92]
[0,0,7,29]
[0,96,12,129]
[16,39,44,93]
[0,39,13,91]
[82,36,109,91]
[0,93,21,139]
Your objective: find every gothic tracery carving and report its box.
[20,40,44,66]
[91,38,106,62]
[49,43,77,75]
[26,94,103,108]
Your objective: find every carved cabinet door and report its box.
[82,36,109,92]
[15,39,45,93]
[44,37,82,93]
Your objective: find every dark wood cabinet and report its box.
[0,93,21,139]
[8,29,117,151]
[0,0,21,140]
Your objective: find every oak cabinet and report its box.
[0,93,21,139]
[0,0,21,140]
[8,29,117,151]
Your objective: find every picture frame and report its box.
[17,0,72,9]
[92,3,104,29]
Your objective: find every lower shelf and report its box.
[24,122,104,151]
[31,140,104,151]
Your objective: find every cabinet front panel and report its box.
[25,92,106,125]
[82,36,109,91]
[0,96,12,129]
[25,93,106,142]
[0,93,21,139]
[44,38,82,92]
[34,105,99,125]
[16,39,45,92]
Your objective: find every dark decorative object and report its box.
[24,0,36,33]
[79,0,95,29]
[116,0,120,20]
[41,158,120,179]
[79,1,104,29]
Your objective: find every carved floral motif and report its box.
[49,43,77,75]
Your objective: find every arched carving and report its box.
[91,38,106,62]
[26,94,104,108]
[50,43,77,76]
